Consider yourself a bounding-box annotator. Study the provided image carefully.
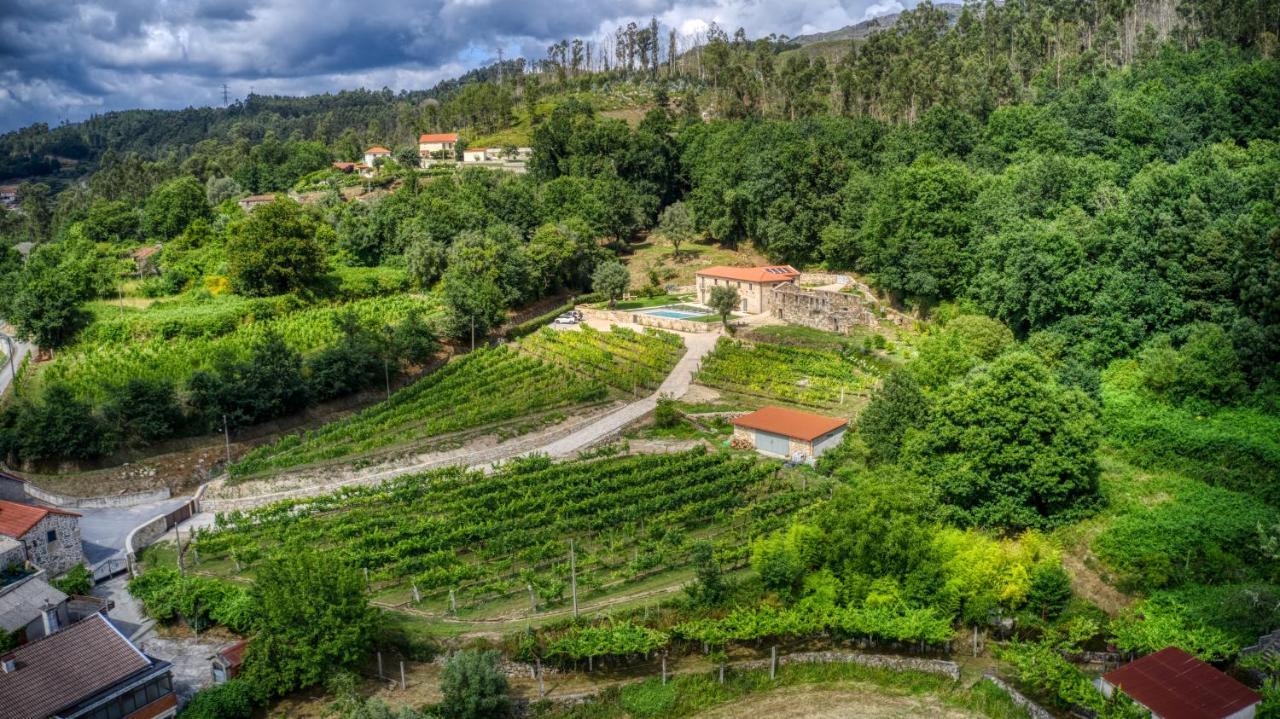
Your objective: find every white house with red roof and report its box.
[695,265,801,314]
[362,146,393,168]
[0,500,83,577]
[418,132,459,158]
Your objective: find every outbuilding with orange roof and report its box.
[730,406,847,464]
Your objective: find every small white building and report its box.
[363,146,393,168]
[695,266,800,314]
[730,406,847,465]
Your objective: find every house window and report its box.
[46,529,57,543]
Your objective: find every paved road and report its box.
[0,330,30,398]
[527,327,720,459]
[76,496,194,564]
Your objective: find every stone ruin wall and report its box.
[769,283,884,334]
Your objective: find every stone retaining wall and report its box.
[734,650,960,680]
[982,674,1057,719]
[22,483,171,509]
[576,306,717,333]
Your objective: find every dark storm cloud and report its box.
[0,0,905,131]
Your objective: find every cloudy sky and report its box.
[0,0,917,133]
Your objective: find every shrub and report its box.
[179,678,255,719]
[620,681,678,717]
[52,564,92,596]
[438,649,511,719]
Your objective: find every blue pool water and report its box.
[645,309,702,319]
[639,304,712,320]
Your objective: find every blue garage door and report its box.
[756,430,790,457]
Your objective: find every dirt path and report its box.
[517,328,720,461]
[1061,552,1132,615]
[198,325,722,512]
[694,685,986,718]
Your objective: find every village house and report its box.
[1097,647,1262,719]
[0,612,178,719]
[363,146,393,168]
[419,132,459,160]
[0,500,84,577]
[695,265,800,314]
[0,185,18,210]
[236,194,276,212]
[0,572,70,645]
[730,406,848,465]
[462,147,488,163]
[129,244,162,277]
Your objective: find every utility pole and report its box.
[222,415,232,465]
[570,539,578,618]
[222,83,229,106]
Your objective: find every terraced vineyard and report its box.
[695,338,877,410]
[37,294,440,406]
[200,448,823,619]
[229,325,684,477]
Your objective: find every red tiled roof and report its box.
[696,265,800,283]
[365,146,391,154]
[419,133,459,143]
[732,406,847,442]
[0,500,79,539]
[1103,647,1261,719]
[0,613,153,719]
[218,639,248,667]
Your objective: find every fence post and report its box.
[412,584,420,604]
[569,539,578,619]
[536,658,545,697]
[450,589,457,615]
[400,661,406,690]
[377,652,383,679]
[662,655,667,684]
[770,646,777,680]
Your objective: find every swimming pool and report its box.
[638,304,713,320]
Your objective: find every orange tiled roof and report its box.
[419,133,459,143]
[731,406,847,442]
[0,500,79,539]
[695,265,800,283]
[365,146,391,154]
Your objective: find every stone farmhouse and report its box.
[695,265,800,313]
[730,406,848,465]
[0,500,84,577]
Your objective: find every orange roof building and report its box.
[0,501,78,541]
[418,132,459,144]
[694,266,800,314]
[731,407,848,464]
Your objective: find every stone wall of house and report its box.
[0,539,25,571]
[21,513,84,576]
